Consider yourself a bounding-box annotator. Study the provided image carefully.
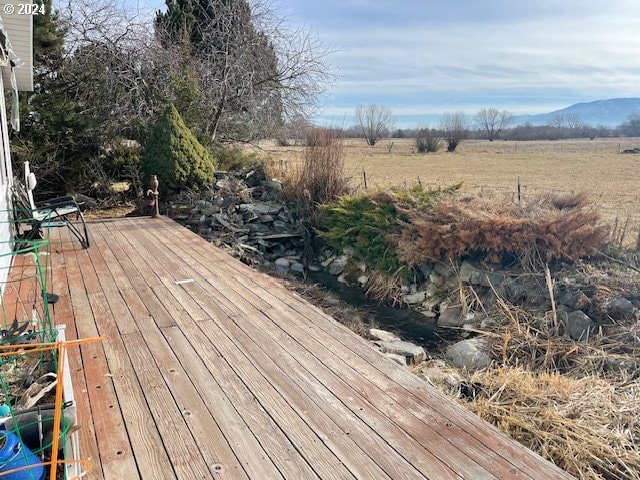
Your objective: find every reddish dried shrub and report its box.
[396,193,609,265]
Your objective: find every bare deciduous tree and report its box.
[154,0,333,143]
[476,108,513,141]
[441,112,468,152]
[354,104,393,146]
[551,113,584,129]
[415,127,442,153]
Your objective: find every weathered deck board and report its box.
[39,216,574,480]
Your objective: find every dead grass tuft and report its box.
[279,127,351,216]
[465,367,640,480]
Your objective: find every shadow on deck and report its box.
[45,216,572,479]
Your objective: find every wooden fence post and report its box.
[517,176,521,204]
[363,169,368,190]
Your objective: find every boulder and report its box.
[603,298,635,320]
[565,311,596,341]
[445,337,490,371]
[375,340,426,365]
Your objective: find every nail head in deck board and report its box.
[43,218,575,480]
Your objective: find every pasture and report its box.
[261,137,640,239]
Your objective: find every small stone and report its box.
[321,256,335,268]
[201,206,220,216]
[357,275,369,286]
[308,264,321,272]
[459,261,505,288]
[402,291,426,305]
[274,258,290,274]
[558,291,590,310]
[369,328,401,342]
[264,180,282,192]
[259,214,274,223]
[375,341,426,365]
[480,317,498,329]
[445,337,490,371]
[418,263,434,278]
[438,302,464,328]
[328,255,349,275]
[337,274,347,284]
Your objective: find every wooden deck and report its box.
[44,216,573,479]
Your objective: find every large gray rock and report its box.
[445,337,490,371]
[375,340,426,365]
[603,298,635,319]
[328,255,349,275]
[438,302,464,328]
[565,311,596,341]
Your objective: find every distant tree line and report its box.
[291,104,640,153]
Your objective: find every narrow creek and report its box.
[307,271,463,352]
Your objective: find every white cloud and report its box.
[313,4,640,112]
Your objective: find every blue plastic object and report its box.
[0,431,45,480]
[0,405,10,417]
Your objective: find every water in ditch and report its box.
[307,270,462,351]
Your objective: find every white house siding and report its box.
[0,71,12,290]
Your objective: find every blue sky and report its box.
[137,0,640,127]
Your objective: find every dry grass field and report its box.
[259,137,640,240]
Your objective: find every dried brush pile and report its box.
[397,193,609,265]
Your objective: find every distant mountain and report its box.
[513,98,640,127]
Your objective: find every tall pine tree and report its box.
[155,0,283,142]
[11,0,99,196]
